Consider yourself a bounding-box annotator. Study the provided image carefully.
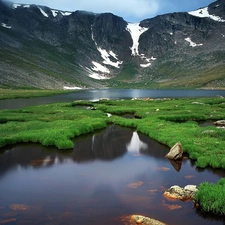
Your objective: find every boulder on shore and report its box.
[165,142,183,160]
[214,120,225,127]
[121,215,166,225]
[164,185,198,201]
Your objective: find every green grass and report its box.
[0,88,74,100]
[0,102,107,149]
[114,62,138,81]
[194,178,225,215]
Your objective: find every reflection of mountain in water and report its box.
[126,131,148,154]
[72,125,131,162]
[0,125,172,177]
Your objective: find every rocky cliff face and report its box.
[0,0,225,89]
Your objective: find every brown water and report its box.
[0,125,225,225]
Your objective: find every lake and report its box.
[1,89,225,110]
[0,125,225,225]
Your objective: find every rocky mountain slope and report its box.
[0,0,225,89]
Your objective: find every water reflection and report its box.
[126,131,148,154]
[0,125,225,225]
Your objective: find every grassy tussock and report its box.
[194,178,225,215]
[0,103,107,149]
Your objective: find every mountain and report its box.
[0,0,225,89]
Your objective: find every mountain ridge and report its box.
[0,0,225,89]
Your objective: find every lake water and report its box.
[0,125,225,225]
[1,89,225,110]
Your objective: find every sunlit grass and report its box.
[0,88,73,100]
[194,178,225,215]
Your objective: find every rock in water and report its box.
[164,185,198,201]
[121,215,166,225]
[165,142,183,160]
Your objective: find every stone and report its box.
[162,200,182,210]
[164,185,198,201]
[165,142,183,160]
[126,181,144,189]
[121,215,166,225]
[157,167,170,171]
[214,120,225,126]
[9,204,40,211]
[0,218,17,224]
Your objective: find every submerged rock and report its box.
[0,218,17,224]
[126,181,144,189]
[164,185,198,201]
[9,204,40,211]
[121,215,166,225]
[165,142,183,160]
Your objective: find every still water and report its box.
[1,89,225,110]
[0,125,224,225]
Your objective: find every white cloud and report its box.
[73,0,159,21]
[6,0,215,22]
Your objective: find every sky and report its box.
[6,0,216,22]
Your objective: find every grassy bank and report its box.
[0,88,74,100]
[0,97,225,214]
[194,178,225,215]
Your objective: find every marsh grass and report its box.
[194,178,225,215]
[0,88,73,100]
[0,102,107,149]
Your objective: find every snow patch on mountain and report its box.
[12,3,30,9]
[92,61,110,74]
[86,67,111,80]
[85,61,112,80]
[88,73,111,80]
[63,86,83,90]
[97,48,123,68]
[140,55,156,68]
[12,4,21,9]
[38,7,48,18]
[12,3,71,17]
[51,10,72,17]
[185,37,203,47]
[1,23,11,29]
[51,10,58,17]
[188,7,225,22]
[87,27,123,79]
[60,11,72,16]
[126,23,149,56]
[91,28,123,68]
